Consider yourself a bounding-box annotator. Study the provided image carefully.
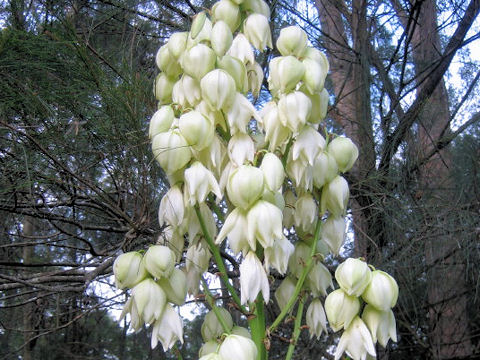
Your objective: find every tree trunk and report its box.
[407,1,472,357]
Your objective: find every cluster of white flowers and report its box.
[325,258,399,359]
[112,0,399,358]
[113,247,186,351]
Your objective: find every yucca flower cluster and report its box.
[111,0,399,358]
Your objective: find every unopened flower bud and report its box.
[244,13,272,51]
[182,44,216,81]
[325,289,360,332]
[154,73,175,104]
[320,175,349,216]
[306,298,328,339]
[362,270,399,310]
[144,245,176,279]
[152,130,191,174]
[328,137,359,173]
[178,110,214,151]
[219,334,257,360]
[276,25,308,57]
[113,252,147,289]
[201,308,234,341]
[212,0,241,32]
[211,20,233,57]
[201,69,236,111]
[149,106,174,139]
[240,252,270,304]
[335,258,372,297]
[189,12,212,43]
[362,305,397,347]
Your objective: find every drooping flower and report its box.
[215,207,250,254]
[264,235,294,275]
[243,13,272,51]
[201,69,237,111]
[334,316,376,360]
[212,0,241,32]
[178,110,214,151]
[152,129,191,174]
[275,276,296,311]
[151,304,183,351]
[325,289,360,332]
[184,161,222,206]
[276,25,308,57]
[218,334,258,360]
[240,252,270,304]
[144,245,176,279]
[201,308,234,341]
[158,185,185,228]
[247,200,283,249]
[328,136,359,173]
[335,258,372,297]
[227,165,264,211]
[149,105,174,139]
[362,305,397,347]
[211,20,233,57]
[131,278,167,325]
[306,298,328,339]
[320,175,349,216]
[157,267,188,306]
[321,215,346,255]
[362,270,399,310]
[182,43,216,81]
[113,252,147,289]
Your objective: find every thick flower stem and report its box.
[268,219,322,334]
[194,206,246,313]
[249,294,267,360]
[285,295,305,360]
[201,278,232,334]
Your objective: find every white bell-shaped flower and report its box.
[260,152,285,192]
[362,305,397,347]
[320,175,349,216]
[261,101,291,152]
[226,92,261,134]
[328,136,359,173]
[275,276,296,312]
[217,55,248,93]
[215,207,250,254]
[321,215,346,255]
[184,161,222,206]
[294,193,318,233]
[167,31,188,59]
[227,133,255,166]
[335,258,372,297]
[131,278,167,325]
[149,106,174,139]
[275,56,305,93]
[201,69,237,111]
[334,316,376,360]
[278,91,312,133]
[306,298,328,339]
[155,45,182,78]
[241,0,270,17]
[172,75,202,109]
[227,33,255,65]
[151,304,184,351]
[154,73,175,104]
[201,308,234,341]
[304,47,330,73]
[247,200,283,249]
[211,20,233,56]
[313,151,338,189]
[302,58,327,94]
[227,165,264,211]
[244,13,272,51]
[219,334,258,360]
[182,43,216,81]
[178,110,214,151]
[362,270,399,310]
[292,125,326,166]
[158,185,185,228]
[152,129,191,174]
[325,288,360,332]
[186,241,211,274]
[264,235,294,275]
[144,245,176,279]
[157,267,187,306]
[212,0,241,31]
[240,252,270,304]
[113,252,147,289]
[276,25,308,57]
[306,262,334,297]
[158,226,185,262]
